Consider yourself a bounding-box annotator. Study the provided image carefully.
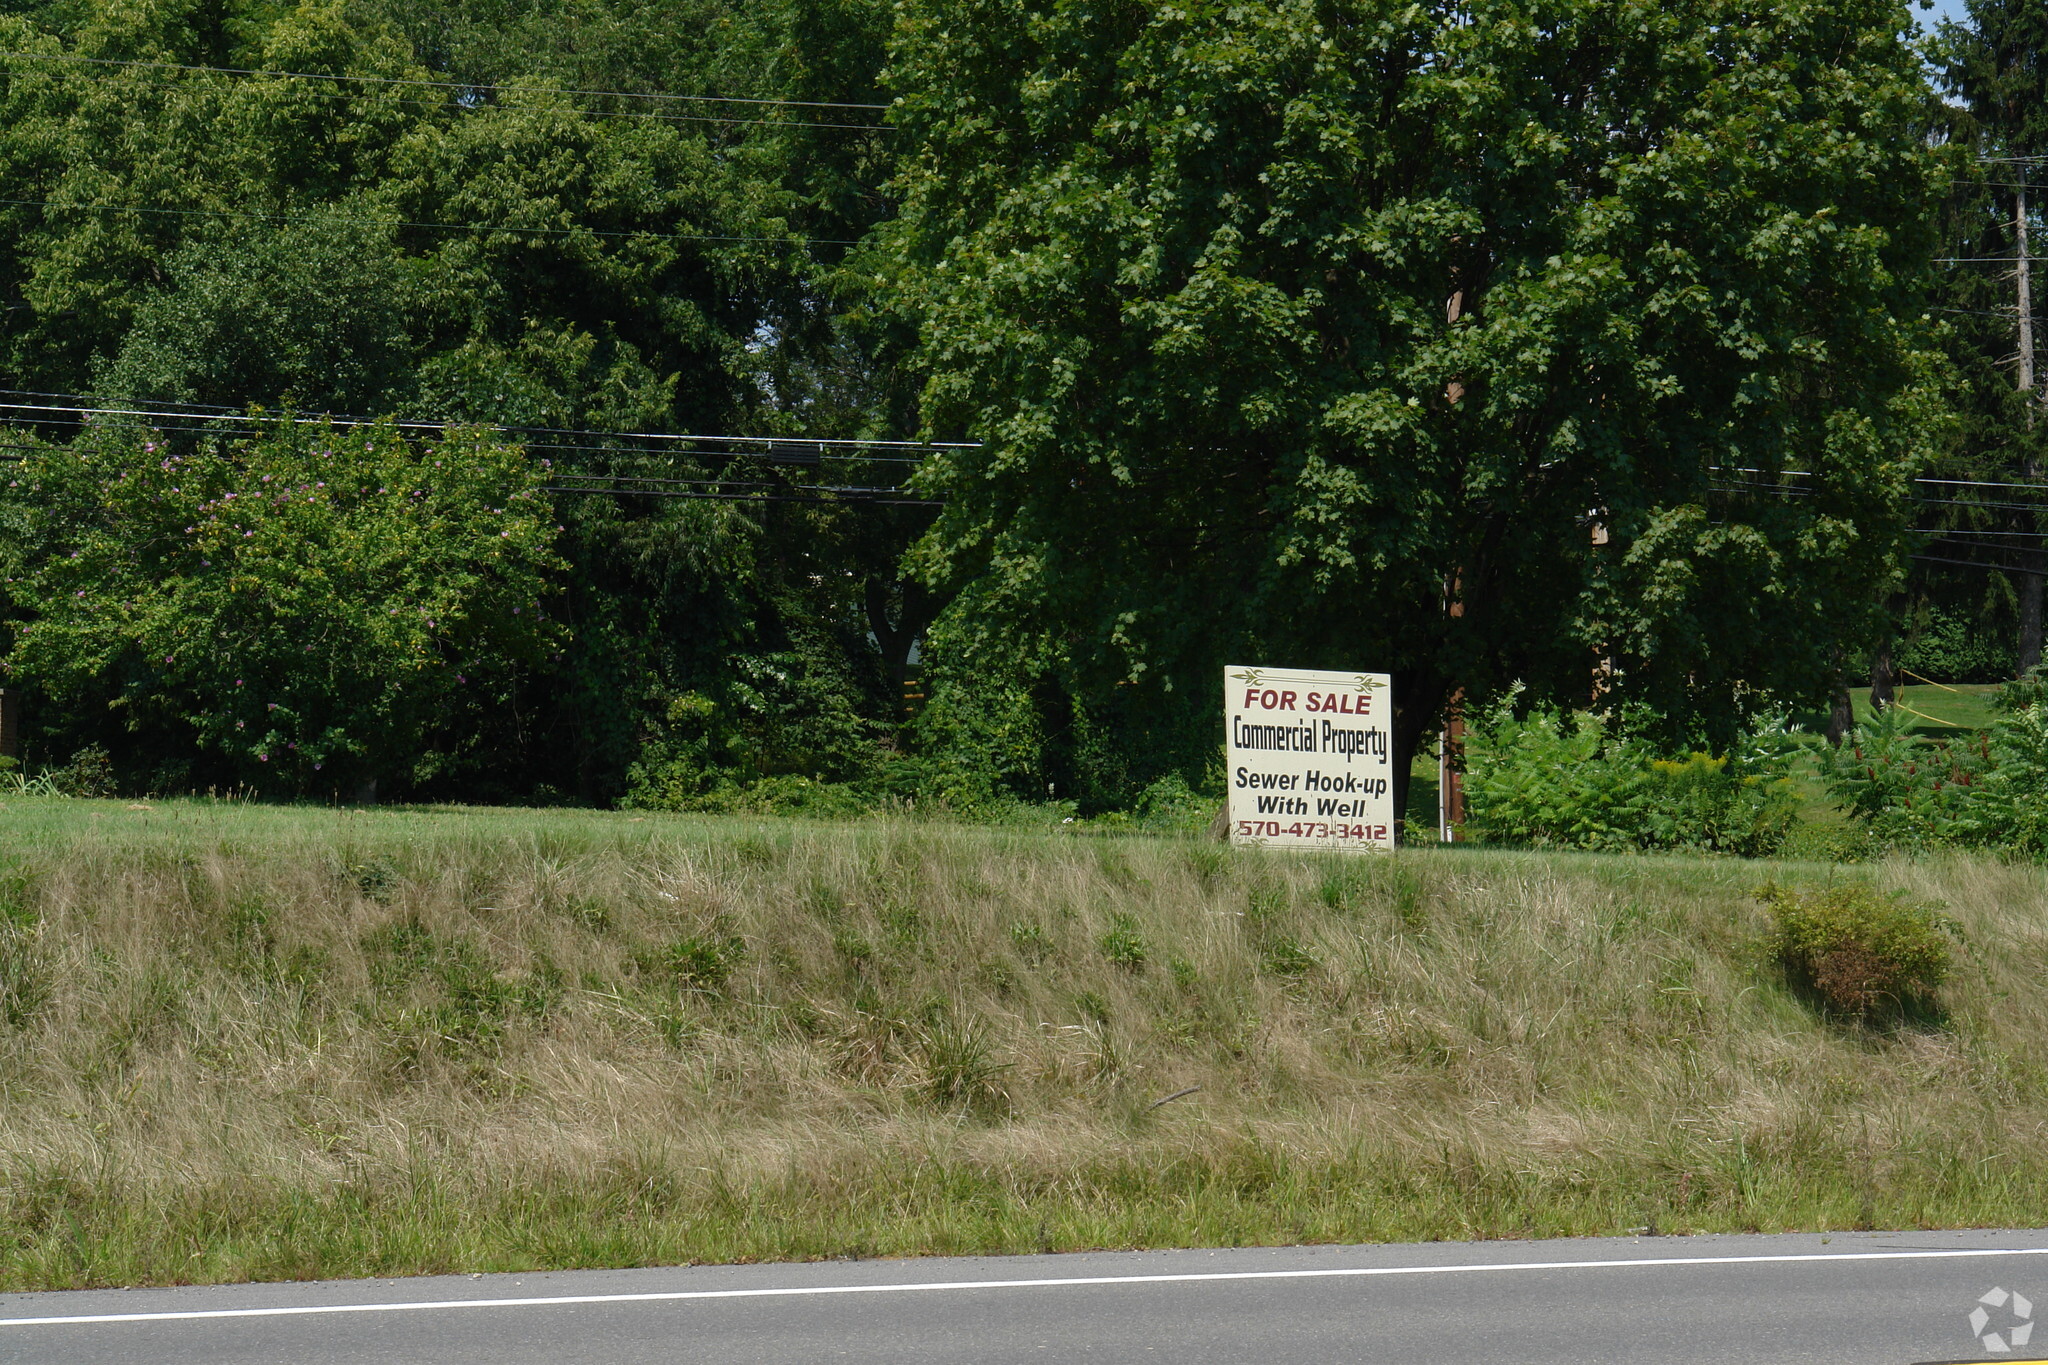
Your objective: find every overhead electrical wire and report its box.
[0,49,890,110]
[0,197,859,247]
[0,393,957,504]
[0,394,960,459]
[0,63,888,131]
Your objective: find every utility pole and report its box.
[2020,183,2043,674]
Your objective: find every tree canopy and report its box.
[886,0,1951,800]
[0,0,2023,824]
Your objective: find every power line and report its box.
[543,487,937,506]
[0,61,889,131]
[0,49,890,110]
[1911,551,2040,573]
[0,395,963,463]
[0,397,959,506]
[0,196,857,247]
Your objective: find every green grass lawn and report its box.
[1787,681,2006,741]
[1853,682,2004,735]
[2,795,2047,1290]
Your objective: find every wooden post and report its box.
[1440,574,1464,843]
[1438,700,1464,843]
[2019,184,2043,673]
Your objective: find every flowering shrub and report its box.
[1463,699,1799,855]
[2,422,563,795]
[1758,882,1956,1016]
[1818,700,2048,855]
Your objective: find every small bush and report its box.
[915,1015,1011,1114]
[1097,914,1148,971]
[46,745,116,798]
[1820,702,2048,855]
[1463,700,1799,856]
[1008,921,1052,962]
[1758,883,1957,1016]
[652,934,748,995]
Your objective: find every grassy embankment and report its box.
[2,797,2046,1291]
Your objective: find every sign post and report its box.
[1224,665,1394,852]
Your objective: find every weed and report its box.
[1009,921,1052,963]
[732,838,778,867]
[1758,882,1958,1017]
[1185,844,1228,885]
[1258,936,1317,979]
[1246,883,1287,927]
[339,857,400,902]
[0,925,45,1030]
[652,934,748,996]
[1098,913,1148,971]
[915,1015,1011,1115]
[881,903,924,950]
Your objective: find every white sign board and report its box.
[1225,664,1393,852]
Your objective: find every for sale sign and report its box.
[1224,664,1393,852]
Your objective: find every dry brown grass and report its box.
[2,798,2047,1288]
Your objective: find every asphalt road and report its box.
[4,1229,2048,1364]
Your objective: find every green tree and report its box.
[884,0,1951,816]
[1,420,562,796]
[1931,0,2048,674]
[0,0,923,803]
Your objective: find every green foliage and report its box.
[1820,700,2048,854]
[887,0,1948,788]
[1896,604,2016,685]
[42,745,114,798]
[1463,699,1799,856]
[0,0,924,807]
[651,933,749,995]
[1096,913,1147,971]
[1758,882,1956,1016]
[1,423,562,795]
[914,1013,1010,1114]
[1996,668,2048,713]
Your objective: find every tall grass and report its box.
[1,797,2046,1289]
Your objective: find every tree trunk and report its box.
[864,577,937,715]
[1869,617,1896,714]
[1390,670,1450,845]
[1826,682,1854,748]
[2022,567,2043,677]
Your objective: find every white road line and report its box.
[4,1245,2047,1329]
